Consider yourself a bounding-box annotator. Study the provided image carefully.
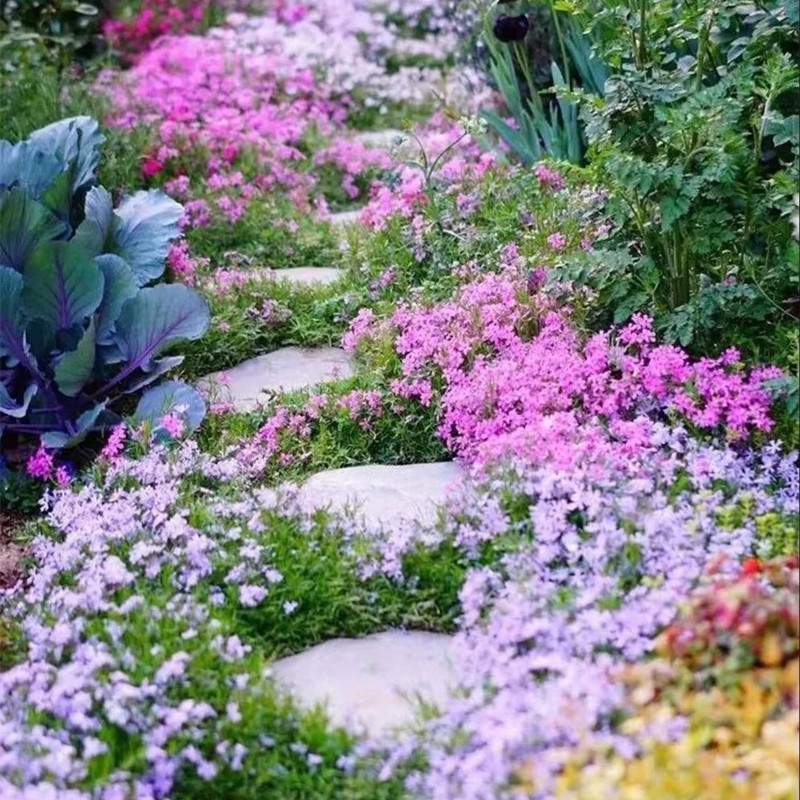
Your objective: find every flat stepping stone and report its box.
[329,209,363,227]
[354,129,408,150]
[271,630,457,736]
[265,267,343,286]
[297,462,465,528]
[199,346,354,411]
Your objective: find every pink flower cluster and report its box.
[99,423,128,464]
[237,389,390,473]
[534,161,567,191]
[168,239,208,283]
[359,118,498,230]
[346,276,781,472]
[25,446,72,486]
[96,1,472,244]
[313,139,392,201]
[97,32,342,216]
[103,0,225,61]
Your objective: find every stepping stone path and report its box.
[263,266,343,286]
[296,461,466,528]
[271,630,457,736]
[199,346,354,412]
[203,148,466,737]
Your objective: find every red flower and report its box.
[141,156,164,180]
[741,557,764,577]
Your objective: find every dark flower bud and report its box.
[493,14,529,43]
[527,268,547,295]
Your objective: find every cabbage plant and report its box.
[0,116,210,449]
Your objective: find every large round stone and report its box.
[271,630,457,736]
[199,346,354,412]
[296,462,466,528]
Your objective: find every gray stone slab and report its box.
[296,462,465,528]
[354,129,409,151]
[266,267,343,286]
[199,346,354,411]
[328,209,363,227]
[271,630,457,736]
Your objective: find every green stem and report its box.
[749,250,799,320]
[742,94,773,247]
[637,0,648,70]
[546,0,572,87]
[512,41,538,110]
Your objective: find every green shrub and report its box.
[572,0,799,352]
[480,3,608,164]
[0,0,108,72]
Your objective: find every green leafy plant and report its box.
[0,0,110,71]
[480,3,607,164]
[575,0,799,350]
[0,116,210,450]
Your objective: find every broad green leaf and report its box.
[54,318,96,397]
[764,113,799,149]
[0,139,64,198]
[25,318,56,363]
[74,186,113,254]
[27,116,104,196]
[135,380,206,432]
[0,187,67,272]
[41,402,108,449]
[481,110,540,163]
[108,284,209,389]
[660,193,692,230]
[122,355,184,394]
[94,254,138,345]
[0,382,37,419]
[0,266,25,361]
[23,240,105,331]
[111,190,183,285]
[39,168,74,224]
[613,292,649,323]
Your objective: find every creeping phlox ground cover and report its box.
[4,250,798,797]
[1,0,798,799]
[96,0,488,281]
[1,423,797,798]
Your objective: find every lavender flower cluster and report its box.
[0,421,795,798]
[352,432,798,799]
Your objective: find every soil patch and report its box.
[0,511,26,590]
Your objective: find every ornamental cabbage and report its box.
[0,116,210,449]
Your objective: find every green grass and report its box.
[195,372,448,486]
[0,51,153,193]
[187,500,464,658]
[186,198,344,270]
[177,275,355,380]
